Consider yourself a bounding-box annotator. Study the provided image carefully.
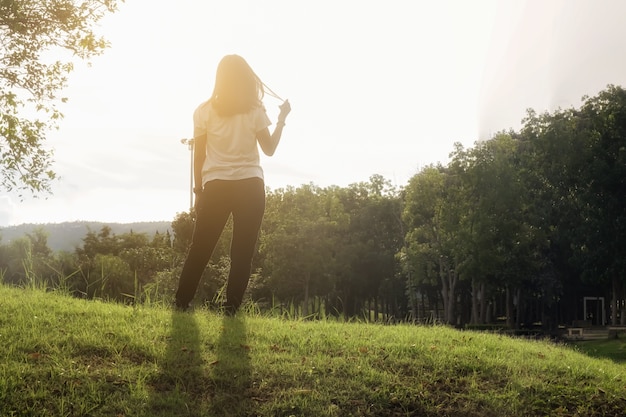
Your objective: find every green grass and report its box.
[570,338,626,363]
[1,285,625,417]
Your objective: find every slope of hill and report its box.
[1,284,625,417]
[0,221,172,252]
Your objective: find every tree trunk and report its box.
[620,277,626,325]
[515,288,522,329]
[409,277,417,322]
[374,296,379,322]
[302,272,310,317]
[371,298,375,322]
[440,261,450,323]
[480,282,487,324]
[314,296,319,318]
[470,278,478,324]
[612,274,621,325]
[506,286,514,328]
[442,266,458,326]
[438,262,458,325]
[382,299,386,322]
[621,291,626,326]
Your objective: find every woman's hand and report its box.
[278,99,291,123]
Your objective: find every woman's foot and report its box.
[174,301,191,312]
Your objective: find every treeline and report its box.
[401,85,625,330]
[1,85,625,329]
[0,221,172,252]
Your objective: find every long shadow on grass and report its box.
[208,315,253,416]
[146,311,204,416]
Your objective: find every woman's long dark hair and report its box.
[210,55,264,117]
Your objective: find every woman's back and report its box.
[194,100,271,182]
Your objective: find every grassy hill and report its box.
[1,285,625,417]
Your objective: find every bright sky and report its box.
[2,0,626,226]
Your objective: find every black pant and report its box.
[175,177,265,309]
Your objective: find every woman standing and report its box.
[175,54,291,313]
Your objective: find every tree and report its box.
[402,165,460,325]
[171,211,194,255]
[334,176,404,320]
[515,86,626,327]
[260,185,336,316]
[517,107,586,328]
[1,0,122,196]
[568,86,626,325]
[457,134,531,325]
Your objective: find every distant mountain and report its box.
[0,221,172,252]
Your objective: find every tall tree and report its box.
[517,107,585,327]
[458,134,531,325]
[573,86,626,325]
[402,165,459,324]
[260,185,337,316]
[1,0,121,196]
[335,176,404,320]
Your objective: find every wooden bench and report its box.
[567,328,584,338]
[607,326,626,332]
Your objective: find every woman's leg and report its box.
[225,178,265,311]
[175,181,231,308]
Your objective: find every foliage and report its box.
[0,86,624,325]
[260,184,337,314]
[402,164,458,323]
[332,176,405,318]
[0,0,122,196]
[399,85,626,327]
[516,85,626,325]
[171,211,194,254]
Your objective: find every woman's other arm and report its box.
[257,100,291,156]
[193,131,206,192]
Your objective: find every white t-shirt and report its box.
[193,100,272,184]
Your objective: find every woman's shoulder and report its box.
[194,99,213,115]
[193,99,215,123]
